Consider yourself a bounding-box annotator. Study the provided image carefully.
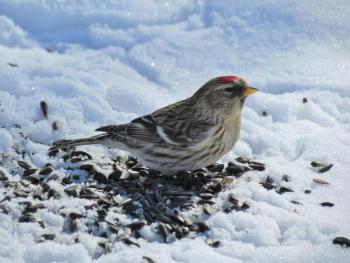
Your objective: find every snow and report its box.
[1,1,350,262]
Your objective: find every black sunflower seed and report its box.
[206,239,221,248]
[142,256,156,263]
[320,202,334,207]
[69,212,84,220]
[333,237,350,247]
[276,187,293,194]
[42,234,55,240]
[318,164,333,173]
[94,172,108,184]
[39,166,53,176]
[17,160,31,170]
[127,220,147,230]
[40,101,49,119]
[51,120,60,130]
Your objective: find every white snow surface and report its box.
[0,1,350,262]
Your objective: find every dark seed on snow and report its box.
[226,165,245,176]
[51,120,60,130]
[71,157,83,163]
[206,239,221,248]
[199,193,214,200]
[320,202,334,207]
[40,101,49,119]
[207,163,225,173]
[23,169,37,177]
[94,172,108,184]
[290,200,302,205]
[108,170,122,181]
[39,166,53,176]
[235,156,250,163]
[192,221,209,232]
[71,151,92,160]
[333,237,350,247]
[304,189,312,194]
[313,178,330,185]
[69,212,84,220]
[48,149,59,157]
[19,213,36,223]
[249,164,265,171]
[42,234,55,240]
[262,110,268,116]
[157,223,170,242]
[142,256,156,263]
[318,164,333,173]
[227,193,239,205]
[78,164,95,174]
[64,185,79,197]
[302,97,308,103]
[310,161,327,167]
[69,219,78,232]
[277,187,293,194]
[127,220,147,230]
[197,199,216,205]
[281,175,291,182]
[17,160,31,170]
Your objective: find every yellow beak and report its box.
[242,87,258,97]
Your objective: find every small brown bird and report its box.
[53,76,257,172]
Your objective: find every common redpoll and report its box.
[53,76,257,171]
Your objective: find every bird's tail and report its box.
[51,134,107,149]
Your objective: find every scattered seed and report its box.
[17,160,31,170]
[94,172,108,184]
[313,178,330,185]
[206,239,221,248]
[320,202,334,207]
[318,164,333,173]
[42,234,55,240]
[51,120,60,130]
[142,256,156,263]
[290,200,302,205]
[40,101,49,119]
[8,62,18,67]
[277,187,293,194]
[302,97,308,103]
[333,237,350,247]
[39,166,53,176]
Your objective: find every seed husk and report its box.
[313,178,330,185]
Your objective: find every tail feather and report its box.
[52,134,107,149]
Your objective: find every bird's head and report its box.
[191,75,258,116]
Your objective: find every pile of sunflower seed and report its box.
[0,148,266,252]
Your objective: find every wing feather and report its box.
[95,99,216,147]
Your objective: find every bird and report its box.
[52,76,257,172]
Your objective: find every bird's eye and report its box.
[224,87,234,92]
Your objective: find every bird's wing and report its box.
[96,100,216,148]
